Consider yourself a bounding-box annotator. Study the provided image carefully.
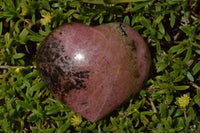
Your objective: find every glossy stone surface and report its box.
[36,23,151,122]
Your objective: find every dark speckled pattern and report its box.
[36,35,91,94]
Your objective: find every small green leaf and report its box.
[41,127,55,133]
[188,107,195,120]
[154,16,164,24]
[13,53,25,59]
[175,117,184,131]
[32,14,36,24]
[164,117,172,129]
[194,89,200,107]
[19,28,29,41]
[156,41,161,54]
[5,32,13,48]
[192,61,200,75]
[52,3,60,8]
[158,23,165,34]
[16,100,34,110]
[179,26,194,36]
[195,35,200,40]
[0,21,2,35]
[173,109,183,118]
[168,106,176,116]
[28,114,38,122]
[166,94,173,105]
[157,32,163,39]
[140,17,151,29]
[170,12,175,28]
[152,114,159,123]
[27,35,44,42]
[174,85,189,90]
[177,46,187,54]
[183,48,192,62]
[174,75,185,82]
[73,14,85,20]
[195,50,200,55]
[123,15,130,25]
[65,9,76,17]
[186,71,194,82]
[169,45,182,53]
[28,81,44,96]
[57,122,71,133]
[99,15,104,24]
[132,1,150,11]
[69,1,80,8]
[133,25,144,30]
[45,106,62,115]
[87,123,96,130]
[103,125,117,132]
[156,63,168,72]
[164,33,171,41]
[159,103,167,118]
[42,1,50,10]
[141,111,154,116]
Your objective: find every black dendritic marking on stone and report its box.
[119,23,128,37]
[81,102,87,105]
[36,36,61,63]
[117,23,136,53]
[36,35,91,94]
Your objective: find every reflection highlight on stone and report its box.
[74,53,85,61]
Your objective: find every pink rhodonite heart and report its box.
[36,23,151,122]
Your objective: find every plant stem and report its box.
[81,0,147,4]
[184,110,187,119]
[149,98,158,113]
[190,82,200,90]
[0,65,36,69]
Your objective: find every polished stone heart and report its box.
[36,23,151,122]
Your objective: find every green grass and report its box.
[0,0,200,132]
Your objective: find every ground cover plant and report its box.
[0,0,200,132]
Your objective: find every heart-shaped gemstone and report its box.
[36,23,151,122]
